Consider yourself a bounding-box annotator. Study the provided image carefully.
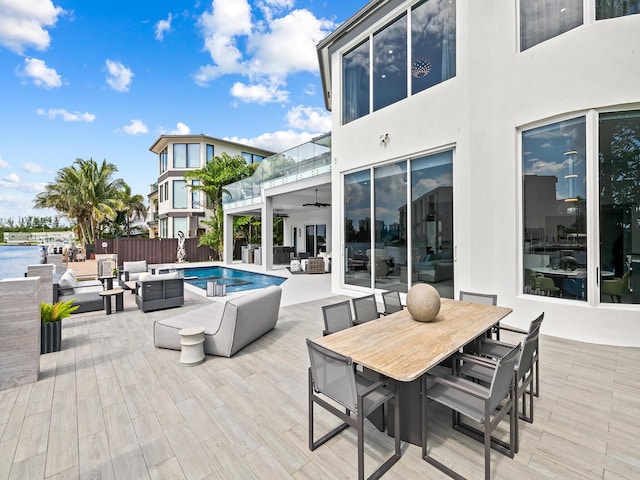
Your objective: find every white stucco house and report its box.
[223,1,640,346]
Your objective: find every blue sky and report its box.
[0,0,359,222]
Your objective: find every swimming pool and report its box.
[180,266,286,293]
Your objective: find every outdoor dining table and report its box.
[314,297,513,445]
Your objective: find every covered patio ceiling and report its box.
[227,184,332,217]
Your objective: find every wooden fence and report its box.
[95,237,215,266]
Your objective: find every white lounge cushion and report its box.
[58,269,77,289]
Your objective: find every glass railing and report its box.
[223,133,331,208]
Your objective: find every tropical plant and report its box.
[41,299,79,324]
[112,184,148,237]
[184,153,258,259]
[33,158,128,245]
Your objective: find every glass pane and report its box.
[206,144,214,162]
[317,224,327,254]
[599,110,640,304]
[597,0,640,19]
[342,40,370,124]
[411,151,454,298]
[522,117,587,301]
[520,0,583,51]
[187,144,200,168]
[173,144,187,168]
[191,180,201,208]
[373,14,407,111]
[345,170,372,287]
[411,0,456,95]
[374,161,407,292]
[173,180,188,209]
[173,217,188,238]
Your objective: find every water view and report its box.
[0,245,41,280]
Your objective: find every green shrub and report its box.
[41,299,79,324]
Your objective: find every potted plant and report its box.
[41,299,78,354]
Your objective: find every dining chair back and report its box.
[459,291,497,305]
[352,294,381,324]
[321,300,353,336]
[381,290,403,315]
[423,345,520,480]
[306,339,401,480]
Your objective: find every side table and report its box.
[179,327,206,366]
[99,288,125,315]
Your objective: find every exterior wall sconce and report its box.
[379,133,389,146]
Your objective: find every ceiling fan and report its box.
[303,189,331,207]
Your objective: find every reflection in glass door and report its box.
[305,224,326,256]
[411,151,454,298]
[345,171,372,288]
[599,110,640,304]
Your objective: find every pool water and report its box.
[181,266,286,293]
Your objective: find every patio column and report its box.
[261,197,273,271]
[223,211,234,265]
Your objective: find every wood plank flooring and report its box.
[1,289,639,479]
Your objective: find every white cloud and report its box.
[0,156,8,168]
[36,108,95,122]
[121,119,148,135]
[105,59,134,92]
[226,129,316,153]
[230,81,288,104]
[286,105,331,132]
[0,0,64,54]
[21,57,62,88]
[168,122,191,135]
[23,162,43,173]
[195,1,335,103]
[155,13,172,41]
[3,173,20,183]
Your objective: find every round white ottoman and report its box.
[290,259,301,272]
[179,326,205,366]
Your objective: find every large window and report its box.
[520,0,583,51]
[411,151,454,297]
[374,162,407,291]
[373,14,407,111]
[344,151,454,296]
[173,217,188,239]
[411,0,456,95]
[173,180,188,209]
[522,117,587,300]
[206,144,214,162]
[597,0,640,19]
[159,148,168,174]
[343,40,370,124]
[599,110,640,304]
[191,180,202,209]
[345,170,372,287]
[173,143,200,168]
[342,0,456,123]
[160,218,168,238]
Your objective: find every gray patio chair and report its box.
[381,290,404,315]
[422,344,519,480]
[459,290,499,345]
[352,294,381,324]
[306,339,400,480]
[321,300,353,336]
[477,312,544,398]
[457,321,541,452]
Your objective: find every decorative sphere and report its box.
[406,284,441,322]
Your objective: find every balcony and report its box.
[223,133,331,209]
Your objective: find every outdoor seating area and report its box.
[0,264,639,479]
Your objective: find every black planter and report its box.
[41,321,62,354]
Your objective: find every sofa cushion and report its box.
[58,269,77,289]
[123,260,147,273]
[146,272,180,281]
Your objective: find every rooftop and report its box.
[1,261,639,479]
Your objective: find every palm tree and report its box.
[34,158,126,245]
[184,152,258,258]
[116,184,147,237]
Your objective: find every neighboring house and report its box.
[311,0,640,346]
[148,134,274,239]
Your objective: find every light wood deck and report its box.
[1,288,639,479]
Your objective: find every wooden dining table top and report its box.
[314,298,512,382]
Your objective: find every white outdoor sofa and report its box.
[153,285,282,357]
